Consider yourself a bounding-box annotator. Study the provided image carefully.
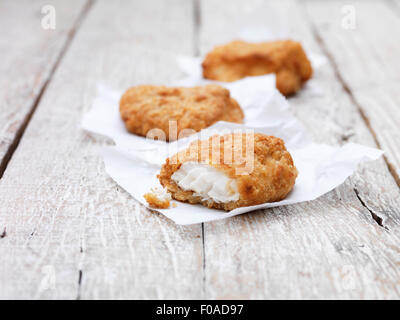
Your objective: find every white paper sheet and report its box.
[82,77,383,225]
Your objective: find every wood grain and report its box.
[0,0,90,175]
[0,0,399,300]
[304,0,400,186]
[0,0,203,299]
[199,0,400,299]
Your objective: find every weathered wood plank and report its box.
[0,0,203,299]
[304,0,400,186]
[1,0,399,300]
[0,0,90,174]
[199,0,400,299]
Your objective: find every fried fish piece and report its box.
[202,40,313,96]
[144,187,171,209]
[120,85,244,141]
[158,133,298,211]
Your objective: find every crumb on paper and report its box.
[144,187,171,209]
[144,193,170,209]
[172,202,177,208]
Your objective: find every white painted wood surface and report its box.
[199,0,400,299]
[0,0,203,300]
[305,0,400,186]
[0,0,399,299]
[0,0,89,173]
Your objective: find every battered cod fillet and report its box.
[158,133,298,211]
[202,40,313,96]
[119,85,244,141]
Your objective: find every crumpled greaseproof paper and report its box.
[82,74,382,225]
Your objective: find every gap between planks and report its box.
[193,0,207,297]
[309,25,400,190]
[354,188,388,230]
[0,0,95,180]
[301,1,399,230]
[193,0,201,56]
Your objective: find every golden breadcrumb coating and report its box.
[144,192,170,209]
[158,133,298,211]
[202,40,313,96]
[120,85,244,141]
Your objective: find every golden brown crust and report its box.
[144,192,170,209]
[158,133,298,211]
[202,40,313,96]
[119,85,244,141]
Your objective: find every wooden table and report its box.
[0,0,399,300]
